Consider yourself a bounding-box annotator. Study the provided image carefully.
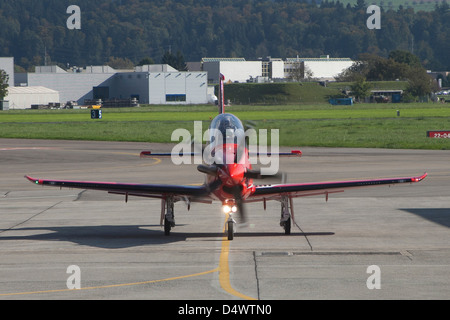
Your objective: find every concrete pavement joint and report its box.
[0,201,62,234]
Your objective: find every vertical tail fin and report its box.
[218,73,225,114]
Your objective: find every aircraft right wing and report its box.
[25,175,214,203]
[246,173,428,202]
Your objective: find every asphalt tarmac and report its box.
[0,138,449,300]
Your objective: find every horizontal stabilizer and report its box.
[140,151,201,158]
[249,150,302,157]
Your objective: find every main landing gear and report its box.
[160,196,295,238]
[280,196,294,235]
[162,197,175,236]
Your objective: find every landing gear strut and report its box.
[226,213,236,240]
[162,197,175,236]
[280,196,293,235]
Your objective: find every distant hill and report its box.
[0,0,448,71]
[224,82,342,105]
[339,0,445,12]
[223,81,409,105]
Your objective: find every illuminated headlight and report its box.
[222,205,231,214]
[223,205,237,214]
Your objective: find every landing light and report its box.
[222,205,237,214]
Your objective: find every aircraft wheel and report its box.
[284,217,291,235]
[164,217,171,236]
[227,221,234,240]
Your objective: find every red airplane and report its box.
[25,76,427,240]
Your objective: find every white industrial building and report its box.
[14,63,208,106]
[15,65,117,106]
[285,56,354,80]
[0,57,15,109]
[1,55,354,109]
[0,57,14,86]
[197,56,353,83]
[202,58,263,83]
[5,86,60,109]
[201,57,286,83]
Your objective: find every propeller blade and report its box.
[236,198,246,224]
[197,164,219,176]
[244,169,283,181]
[206,178,222,193]
[230,185,247,224]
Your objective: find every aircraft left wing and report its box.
[25,175,213,202]
[140,150,302,158]
[246,173,427,202]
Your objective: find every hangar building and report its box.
[285,56,354,81]
[14,64,208,106]
[0,57,14,86]
[202,58,263,83]
[196,56,353,83]
[5,86,60,110]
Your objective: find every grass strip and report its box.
[1,103,449,150]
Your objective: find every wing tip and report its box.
[412,172,427,182]
[25,175,42,185]
[140,151,151,158]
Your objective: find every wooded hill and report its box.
[0,0,448,71]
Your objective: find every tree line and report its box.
[0,0,448,72]
[338,50,442,100]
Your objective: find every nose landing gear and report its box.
[226,213,236,240]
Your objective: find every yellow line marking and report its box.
[4,144,256,299]
[218,215,257,300]
[0,215,256,299]
[0,268,219,297]
[29,158,162,176]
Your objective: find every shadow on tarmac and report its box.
[0,224,335,249]
[400,208,450,228]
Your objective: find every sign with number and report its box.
[427,131,450,138]
[91,109,102,119]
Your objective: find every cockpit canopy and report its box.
[209,113,245,146]
[207,113,246,164]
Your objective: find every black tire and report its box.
[284,217,291,235]
[164,217,171,236]
[227,221,234,240]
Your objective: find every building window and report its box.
[262,61,269,78]
[166,94,186,102]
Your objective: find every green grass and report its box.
[3,103,448,122]
[1,103,450,150]
[264,117,450,149]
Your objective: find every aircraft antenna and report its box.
[218,73,225,114]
